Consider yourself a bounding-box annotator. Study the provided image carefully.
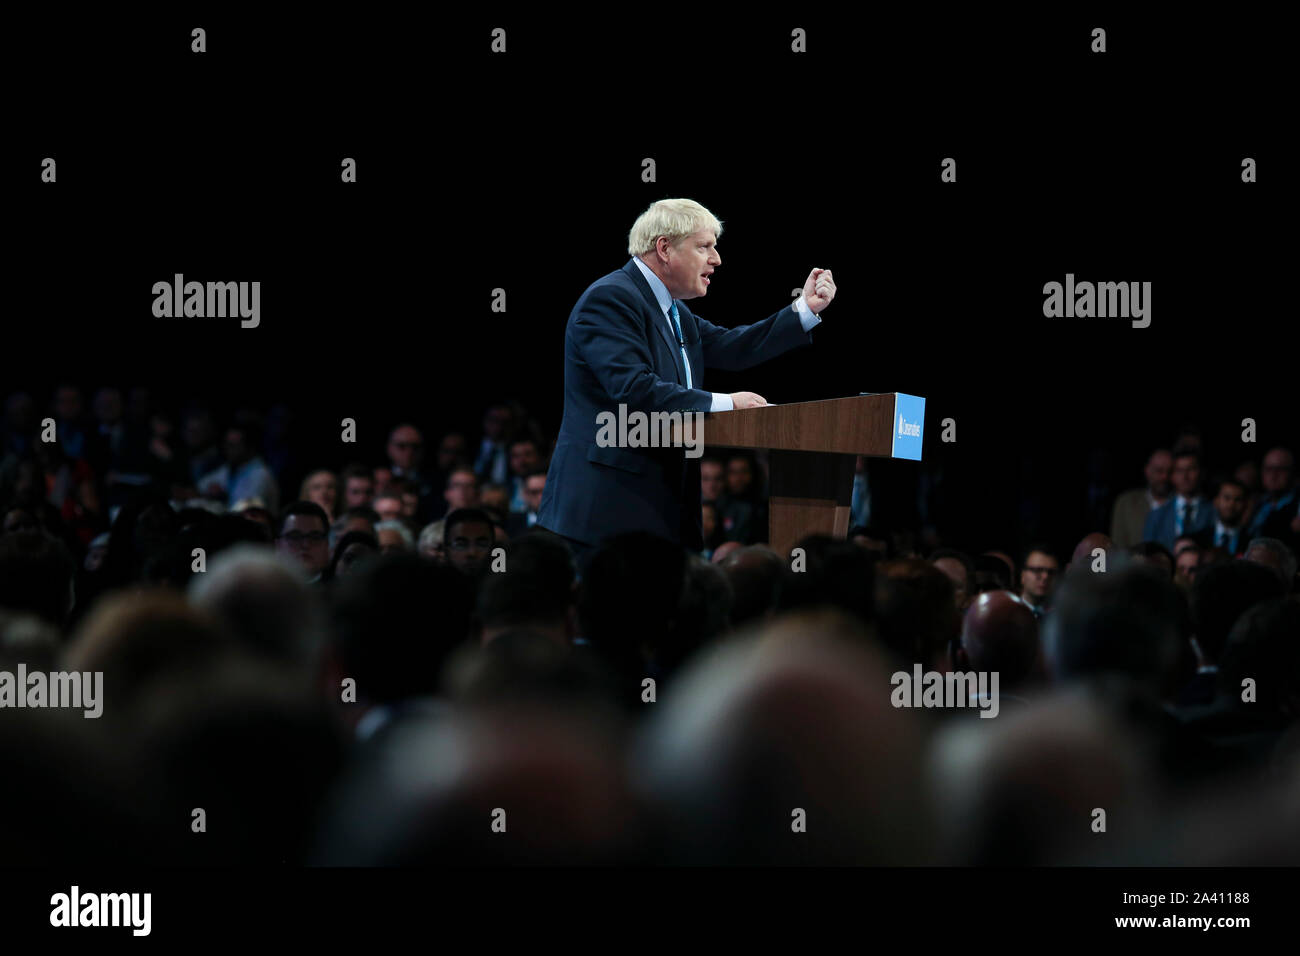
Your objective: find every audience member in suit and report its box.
[1174,544,1202,593]
[385,424,445,524]
[1248,447,1298,553]
[337,463,374,513]
[1017,544,1060,619]
[1233,458,1262,529]
[504,469,546,538]
[1191,476,1253,556]
[1110,448,1172,548]
[702,456,754,545]
[506,436,544,514]
[442,466,479,517]
[472,403,514,487]
[428,431,469,512]
[723,451,767,545]
[1143,445,1214,551]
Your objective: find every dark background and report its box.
[7,11,1292,559]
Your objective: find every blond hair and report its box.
[627,199,723,258]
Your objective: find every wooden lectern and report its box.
[704,393,925,558]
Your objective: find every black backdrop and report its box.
[8,11,1292,561]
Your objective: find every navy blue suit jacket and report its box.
[538,258,813,549]
[1143,496,1214,550]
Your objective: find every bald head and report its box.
[1145,449,1173,497]
[1071,532,1114,569]
[710,540,743,564]
[955,591,1040,691]
[1261,447,1295,496]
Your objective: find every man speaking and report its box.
[538,198,837,564]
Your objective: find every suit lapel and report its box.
[623,258,687,385]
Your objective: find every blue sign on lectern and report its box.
[891,393,925,460]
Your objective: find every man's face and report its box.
[727,458,753,496]
[1215,483,1247,526]
[276,514,330,575]
[1175,548,1200,588]
[344,475,374,509]
[1261,449,1294,495]
[387,426,423,472]
[445,470,479,509]
[305,472,337,515]
[657,229,721,300]
[701,461,724,501]
[1145,451,1173,497]
[374,496,403,523]
[372,467,393,495]
[446,520,494,576]
[509,441,540,477]
[1020,551,1059,601]
[438,433,467,471]
[1171,455,1200,497]
[523,474,546,513]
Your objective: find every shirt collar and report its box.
[631,256,674,316]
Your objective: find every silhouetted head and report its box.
[953,590,1041,692]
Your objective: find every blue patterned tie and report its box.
[669,301,692,389]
